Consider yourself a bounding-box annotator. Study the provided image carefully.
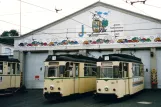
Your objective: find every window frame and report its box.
[0,62,3,74]
[84,63,97,77]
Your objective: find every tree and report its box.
[1,29,19,37]
[1,31,9,37]
[9,29,19,36]
[0,29,19,45]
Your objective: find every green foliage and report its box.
[1,29,19,37]
[9,29,19,36]
[1,31,9,37]
[0,29,18,45]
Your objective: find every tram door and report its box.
[123,63,129,95]
[8,63,16,88]
[73,63,79,94]
[120,62,129,95]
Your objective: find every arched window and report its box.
[5,48,11,55]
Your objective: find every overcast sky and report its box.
[0,0,161,35]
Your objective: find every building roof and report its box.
[0,55,19,62]
[19,1,161,38]
[98,53,142,63]
[0,38,14,46]
[45,54,97,63]
[0,42,14,46]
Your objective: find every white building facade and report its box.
[14,2,161,89]
[0,43,14,55]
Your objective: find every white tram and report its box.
[95,54,144,99]
[43,55,97,101]
[0,55,22,95]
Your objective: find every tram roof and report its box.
[45,54,97,63]
[0,55,20,62]
[99,54,142,64]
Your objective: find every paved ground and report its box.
[0,89,161,107]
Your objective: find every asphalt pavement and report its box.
[0,89,160,107]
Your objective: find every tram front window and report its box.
[46,66,68,77]
[48,67,58,77]
[101,67,113,78]
[101,66,120,78]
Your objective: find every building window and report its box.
[5,48,11,55]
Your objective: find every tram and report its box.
[0,55,22,95]
[95,54,144,99]
[43,54,97,101]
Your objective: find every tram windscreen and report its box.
[100,62,129,78]
[101,67,113,78]
[101,66,120,78]
[48,67,58,77]
[46,66,67,77]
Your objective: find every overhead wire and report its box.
[121,0,161,55]
[16,0,92,28]
[0,0,158,32]
[122,0,161,23]
[141,3,161,9]
[0,19,34,30]
[1,0,160,52]
[0,10,50,16]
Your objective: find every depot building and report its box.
[14,1,161,89]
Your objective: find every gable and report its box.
[15,2,161,50]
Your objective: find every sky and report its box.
[0,0,161,35]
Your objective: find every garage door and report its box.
[25,52,48,89]
[156,50,161,88]
[122,50,151,89]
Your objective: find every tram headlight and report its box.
[104,87,108,91]
[50,85,54,90]
[58,87,61,91]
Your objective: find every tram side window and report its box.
[8,63,11,74]
[84,64,91,76]
[118,62,123,78]
[13,63,16,74]
[140,65,144,76]
[92,67,97,76]
[44,66,48,77]
[132,64,135,76]
[84,64,96,76]
[59,66,65,77]
[0,62,3,74]
[123,63,128,77]
[96,67,100,78]
[75,64,79,77]
[64,62,73,77]
[132,63,140,76]
[113,66,119,78]
[17,63,20,74]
